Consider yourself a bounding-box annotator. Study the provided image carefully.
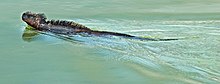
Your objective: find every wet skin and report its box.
[22,11,178,41]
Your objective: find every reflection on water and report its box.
[0,0,220,84]
[22,25,85,44]
[22,26,39,42]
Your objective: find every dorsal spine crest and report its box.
[46,20,88,29]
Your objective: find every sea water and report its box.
[0,0,220,84]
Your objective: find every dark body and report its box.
[38,21,135,38]
[22,11,177,41]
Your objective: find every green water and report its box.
[1,0,220,84]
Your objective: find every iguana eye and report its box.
[29,16,35,19]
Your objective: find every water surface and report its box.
[0,0,220,84]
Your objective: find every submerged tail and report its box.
[131,37,179,41]
[90,30,178,41]
[90,30,136,37]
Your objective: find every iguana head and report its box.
[22,11,47,28]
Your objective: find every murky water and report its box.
[0,0,220,84]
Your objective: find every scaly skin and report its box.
[22,11,178,41]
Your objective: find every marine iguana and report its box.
[22,11,178,41]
